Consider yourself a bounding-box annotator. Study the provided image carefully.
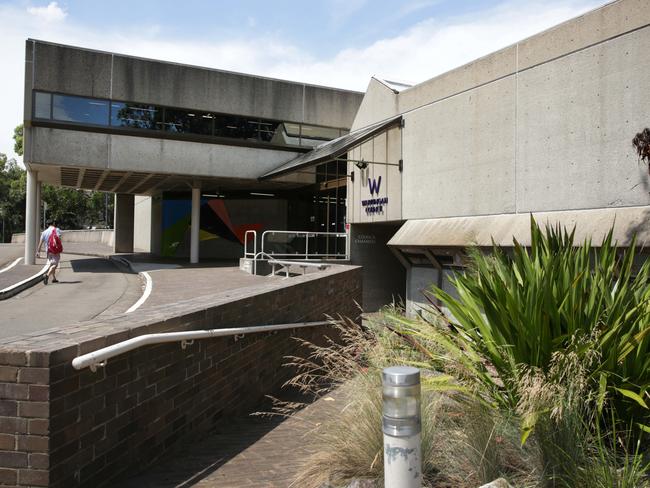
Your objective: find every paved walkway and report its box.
[112,388,346,487]
[0,253,142,338]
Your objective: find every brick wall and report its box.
[0,265,361,487]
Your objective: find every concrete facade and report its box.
[345,0,650,313]
[24,40,363,192]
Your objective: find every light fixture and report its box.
[382,366,422,488]
[355,159,369,170]
[250,192,275,197]
[202,193,225,198]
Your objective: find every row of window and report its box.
[33,91,347,148]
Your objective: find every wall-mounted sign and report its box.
[361,176,388,214]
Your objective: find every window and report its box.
[111,102,162,130]
[34,92,51,119]
[300,124,343,147]
[52,94,109,125]
[164,109,213,135]
[32,90,346,149]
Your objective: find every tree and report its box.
[0,153,26,242]
[14,124,23,157]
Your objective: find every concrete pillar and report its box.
[34,181,41,240]
[114,193,135,254]
[190,187,200,264]
[24,170,38,265]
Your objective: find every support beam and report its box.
[24,170,38,265]
[114,194,134,254]
[190,186,200,264]
[34,180,41,242]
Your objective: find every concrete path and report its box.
[111,388,345,487]
[0,253,142,338]
[137,262,280,311]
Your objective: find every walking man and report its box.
[36,220,63,285]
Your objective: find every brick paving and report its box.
[111,388,346,488]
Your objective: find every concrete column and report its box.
[190,187,200,264]
[24,170,38,265]
[34,181,41,240]
[114,193,135,254]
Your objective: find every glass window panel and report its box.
[34,92,51,119]
[52,94,109,125]
[214,114,257,140]
[164,109,213,136]
[111,102,162,130]
[257,120,280,143]
[299,124,341,147]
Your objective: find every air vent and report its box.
[81,169,104,189]
[60,167,80,187]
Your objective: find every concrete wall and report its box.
[133,196,151,252]
[28,127,302,181]
[348,0,650,223]
[349,223,405,311]
[11,230,114,247]
[27,41,362,128]
[347,126,402,223]
[0,265,361,487]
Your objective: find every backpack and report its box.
[47,229,63,254]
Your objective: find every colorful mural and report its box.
[161,197,263,257]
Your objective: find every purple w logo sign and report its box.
[367,176,382,196]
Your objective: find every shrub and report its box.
[429,218,650,433]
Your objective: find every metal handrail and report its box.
[244,230,257,258]
[261,230,348,261]
[72,320,331,371]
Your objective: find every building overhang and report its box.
[259,115,402,180]
[388,206,650,249]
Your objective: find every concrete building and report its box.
[262,0,650,312]
[23,0,650,312]
[22,40,363,264]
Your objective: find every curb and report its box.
[0,263,49,301]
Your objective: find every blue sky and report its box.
[0,0,604,161]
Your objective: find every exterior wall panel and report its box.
[401,77,516,220]
[516,27,650,212]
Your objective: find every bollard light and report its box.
[382,366,422,488]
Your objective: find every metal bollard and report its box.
[382,366,422,488]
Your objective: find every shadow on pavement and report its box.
[109,391,318,488]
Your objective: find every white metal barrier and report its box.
[260,230,348,260]
[244,230,257,259]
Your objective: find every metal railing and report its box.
[244,230,257,259]
[72,320,331,372]
[260,230,348,260]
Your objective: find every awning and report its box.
[259,114,402,180]
[388,206,650,248]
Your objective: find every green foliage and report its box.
[0,153,26,242]
[13,124,23,157]
[431,218,650,434]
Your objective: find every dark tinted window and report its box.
[214,114,258,141]
[111,102,162,130]
[34,92,51,119]
[164,109,213,136]
[34,91,345,148]
[52,94,109,125]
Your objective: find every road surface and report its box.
[0,253,142,339]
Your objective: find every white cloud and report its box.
[27,2,67,22]
[0,1,602,164]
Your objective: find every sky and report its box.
[0,0,606,163]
